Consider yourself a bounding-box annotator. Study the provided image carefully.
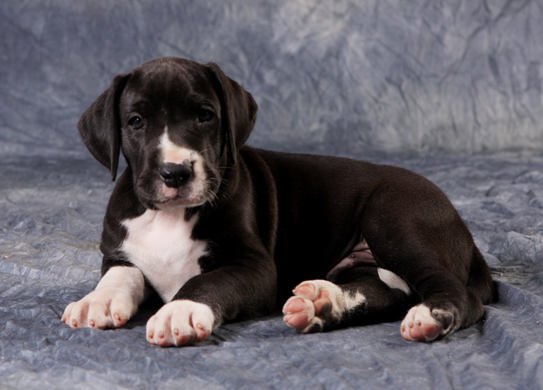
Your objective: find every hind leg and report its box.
[391,260,487,342]
[398,243,495,341]
[400,284,485,341]
[283,266,415,333]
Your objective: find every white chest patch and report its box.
[120,207,206,302]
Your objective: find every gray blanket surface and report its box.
[2,1,543,389]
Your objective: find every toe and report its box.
[193,322,211,343]
[283,312,310,329]
[294,283,316,298]
[172,328,194,347]
[283,297,307,314]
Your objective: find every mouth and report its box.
[142,180,218,210]
[135,161,219,210]
[153,194,207,209]
[134,185,205,210]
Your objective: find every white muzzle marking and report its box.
[158,127,208,205]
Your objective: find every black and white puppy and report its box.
[62,57,495,347]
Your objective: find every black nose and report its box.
[159,163,193,188]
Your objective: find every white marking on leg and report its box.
[377,268,411,295]
[121,207,206,302]
[300,280,366,313]
[61,266,146,329]
[341,289,367,312]
[95,266,146,296]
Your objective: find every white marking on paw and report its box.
[283,280,366,333]
[377,268,411,295]
[305,280,366,315]
[61,266,146,329]
[121,207,206,302]
[401,304,446,342]
[146,300,215,347]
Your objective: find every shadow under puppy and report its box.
[62,57,496,347]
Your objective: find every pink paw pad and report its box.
[282,281,335,333]
[401,304,450,342]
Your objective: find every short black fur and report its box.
[77,57,496,341]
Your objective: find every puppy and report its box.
[62,57,495,347]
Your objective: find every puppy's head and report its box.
[78,57,258,209]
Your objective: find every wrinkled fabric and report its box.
[2,153,543,389]
[2,0,543,389]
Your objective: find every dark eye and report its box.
[198,109,214,122]
[128,116,143,130]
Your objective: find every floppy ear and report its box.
[204,63,258,165]
[77,74,129,181]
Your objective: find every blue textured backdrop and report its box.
[2,1,543,389]
[2,0,543,158]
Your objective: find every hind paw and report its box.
[282,282,331,333]
[282,280,365,333]
[401,304,453,342]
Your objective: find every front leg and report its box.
[146,261,276,347]
[62,266,147,329]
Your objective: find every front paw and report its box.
[146,300,215,347]
[61,288,138,329]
